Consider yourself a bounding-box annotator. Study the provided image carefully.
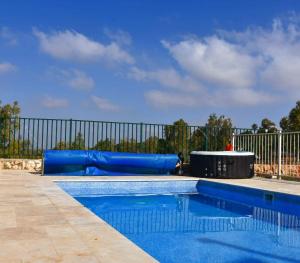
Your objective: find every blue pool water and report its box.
[58,180,300,263]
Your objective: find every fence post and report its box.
[139,122,143,152]
[0,118,3,156]
[69,119,73,149]
[232,133,235,151]
[278,130,282,180]
[205,125,208,151]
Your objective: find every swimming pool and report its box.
[57,180,300,263]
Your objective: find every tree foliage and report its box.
[164,119,189,153]
[205,114,233,150]
[0,101,26,157]
[189,127,206,151]
[115,139,137,152]
[141,136,159,153]
[71,132,85,150]
[257,118,277,133]
[280,101,300,131]
[93,138,114,151]
[251,123,258,132]
[0,101,21,147]
[53,132,86,150]
[0,100,20,119]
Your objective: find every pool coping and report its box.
[199,177,300,197]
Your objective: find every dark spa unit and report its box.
[189,151,255,179]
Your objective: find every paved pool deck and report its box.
[1,171,300,263]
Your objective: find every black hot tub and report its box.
[190,151,255,179]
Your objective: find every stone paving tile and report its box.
[0,239,27,262]
[0,209,16,229]
[20,238,59,262]
[16,214,69,227]
[0,226,47,241]
[56,255,99,263]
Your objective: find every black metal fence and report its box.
[0,117,252,159]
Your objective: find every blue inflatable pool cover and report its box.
[43,150,179,176]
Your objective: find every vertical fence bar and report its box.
[278,130,282,180]
[140,123,143,152]
[205,126,208,151]
[36,119,40,157]
[31,119,35,158]
[50,119,53,150]
[88,120,90,149]
[27,119,30,157]
[18,117,21,158]
[12,118,16,157]
[126,123,129,152]
[23,118,26,156]
[7,118,11,156]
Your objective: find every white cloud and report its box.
[103,28,132,46]
[145,88,274,109]
[129,64,273,108]
[145,90,199,108]
[53,69,94,91]
[34,29,134,64]
[212,89,275,107]
[0,62,16,74]
[91,95,119,112]
[217,18,300,94]
[253,20,300,93]
[138,16,300,109]
[42,95,68,108]
[67,70,94,90]
[162,37,261,89]
[161,17,300,98]
[128,66,201,91]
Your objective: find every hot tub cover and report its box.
[43,150,179,176]
[190,151,254,156]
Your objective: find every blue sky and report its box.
[1,0,300,127]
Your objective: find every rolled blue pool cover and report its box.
[43,150,179,176]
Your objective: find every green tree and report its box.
[71,132,85,150]
[0,100,20,119]
[257,118,277,133]
[189,127,206,151]
[0,101,21,157]
[280,117,289,131]
[53,141,67,150]
[142,136,159,153]
[53,132,86,150]
[93,138,115,151]
[6,139,31,157]
[156,138,174,153]
[280,101,300,131]
[205,114,233,150]
[116,139,137,152]
[251,123,258,133]
[164,119,189,154]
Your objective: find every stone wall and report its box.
[255,163,300,177]
[0,159,42,173]
[1,159,299,178]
